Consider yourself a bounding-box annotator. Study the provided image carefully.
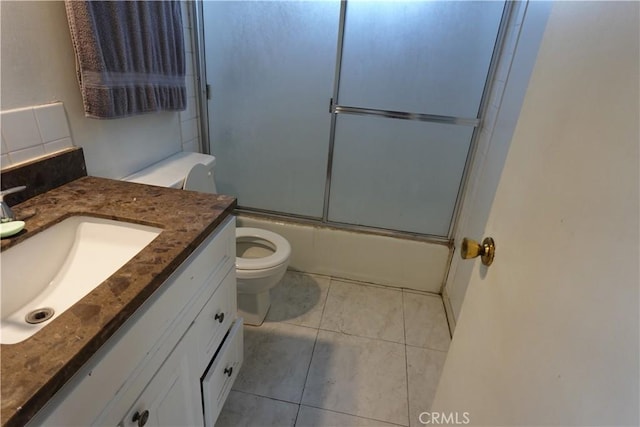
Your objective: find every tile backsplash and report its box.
[1,102,74,170]
[180,0,201,154]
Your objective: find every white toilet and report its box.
[234,227,291,325]
[124,152,291,326]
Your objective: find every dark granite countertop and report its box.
[0,176,236,427]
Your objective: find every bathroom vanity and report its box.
[0,175,239,427]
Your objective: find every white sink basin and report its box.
[1,216,162,344]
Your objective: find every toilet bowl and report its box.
[236,228,291,325]
[124,152,292,326]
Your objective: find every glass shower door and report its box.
[203,1,340,218]
[327,1,505,236]
[201,0,506,237]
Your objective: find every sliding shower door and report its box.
[202,1,340,217]
[328,1,504,236]
[202,0,506,237]
[329,116,475,235]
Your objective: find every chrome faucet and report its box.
[0,186,26,223]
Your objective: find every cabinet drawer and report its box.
[186,216,235,294]
[202,319,244,427]
[194,269,236,373]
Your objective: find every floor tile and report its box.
[215,390,298,427]
[267,271,331,328]
[403,292,451,351]
[302,330,408,426]
[296,405,403,427]
[320,280,404,343]
[406,346,447,427]
[233,322,318,403]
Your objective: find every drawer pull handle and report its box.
[132,409,150,427]
[214,312,225,323]
[224,366,233,377]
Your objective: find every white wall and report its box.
[0,1,200,177]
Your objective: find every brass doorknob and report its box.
[461,237,495,266]
[132,410,150,427]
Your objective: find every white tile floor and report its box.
[216,271,451,427]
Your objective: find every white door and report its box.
[432,2,639,426]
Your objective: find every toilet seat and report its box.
[236,227,291,271]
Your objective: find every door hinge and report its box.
[206,84,212,100]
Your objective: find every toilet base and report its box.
[237,290,271,326]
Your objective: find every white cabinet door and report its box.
[121,331,202,427]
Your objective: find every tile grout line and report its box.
[269,320,322,333]
[332,276,407,292]
[316,275,334,331]
[316,325,406,346]
[405,342,449,353]
[402,290,412,427]
[290,268,441,298]
[292,276,333,426]
[438,295,454,339]
[294,327,319,426]
[230,388,301,406]
[300,403,409,427]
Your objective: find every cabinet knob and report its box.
[214,312,224,323]
[132,409,150,427]
[224,366,233,377]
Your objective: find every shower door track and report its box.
[234,206,452,246]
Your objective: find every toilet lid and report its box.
[236,227,291,270]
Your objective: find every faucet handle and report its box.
[0,186,26,222]
[0,186,27,201]
[0,186,26,200]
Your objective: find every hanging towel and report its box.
[65,1,186,119]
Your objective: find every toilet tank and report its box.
[123,152,216,190]
[183,163,217,194]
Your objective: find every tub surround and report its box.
[237,214,451,293]
[0,177,236,427]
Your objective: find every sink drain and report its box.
[25,307,55,324]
